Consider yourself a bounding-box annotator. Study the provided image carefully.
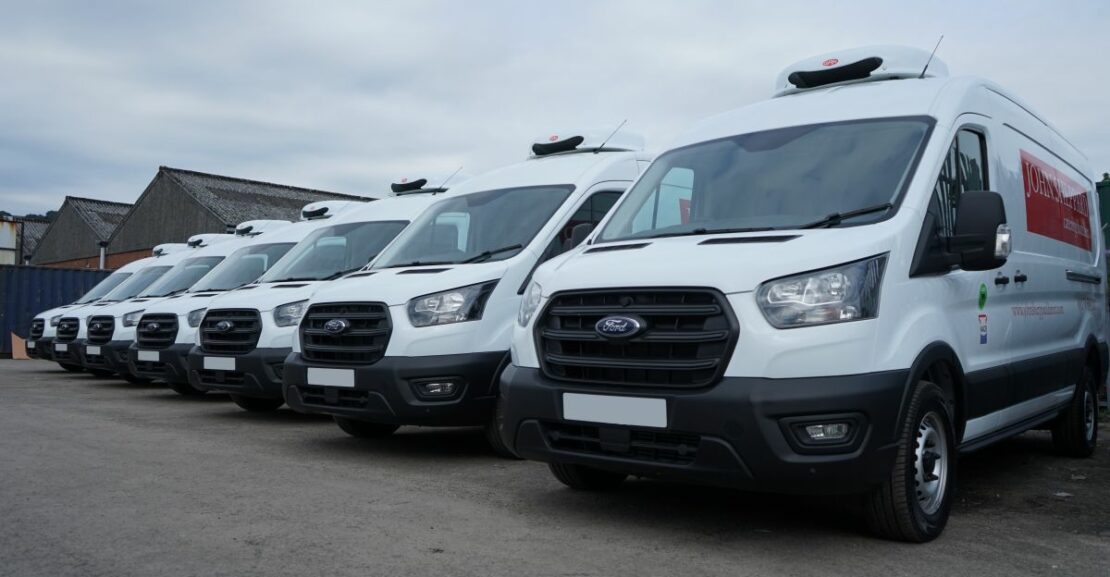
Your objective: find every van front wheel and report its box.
[1051,364,1098,457]
[864,380,955,542]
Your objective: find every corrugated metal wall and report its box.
[0,265,110,356]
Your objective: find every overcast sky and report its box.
[1,1,1108,215]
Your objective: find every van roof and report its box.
[670,76,1085,162]
[448,150,648,196]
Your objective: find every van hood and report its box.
[205,282,326,313]
[140,292,228,315]
[309,261,514,307]
[538,229,895,295]
[80,297,169,320]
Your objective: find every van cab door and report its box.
[922,123,1018,439]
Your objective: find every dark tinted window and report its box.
[540,190,625,261]
[191,243,295,291]
[930,129,988,237]
[101,266,171,301]
[139,257,224,297]
[262,221,408,282]
[75,272,133,303]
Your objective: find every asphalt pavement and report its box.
[1,359,1107,577]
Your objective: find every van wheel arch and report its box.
[903,343,967,443]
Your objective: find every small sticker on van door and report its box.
[978,283,988,310]
[1020,150,1092,251]
[978,314,988,344]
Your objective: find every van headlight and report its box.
[122,310,145,327]
[50,314,63,327]
[518,281,543,326]
[273,300,309,327]
[757,255,887,328]
[187,308,207,328]
[408,281,498,327]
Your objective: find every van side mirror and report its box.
[949,191,1010,271]
[569,223,595,248]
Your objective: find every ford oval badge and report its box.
[215,320,234,333]
[145,322,160,332]
[595,315,644,339]
[324,319,350,334]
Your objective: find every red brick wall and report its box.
[39,248,152,271]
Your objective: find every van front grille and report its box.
[86,316,115,345]
[136,314,178,350]
[537,289,737,388]
[544,422,701,465]
[56,318,80,342]
[200,309,261,355]
[300,303,391,365]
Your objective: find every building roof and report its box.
[19,218,51,259]
[159,166,369,225]
[65,196,132,241]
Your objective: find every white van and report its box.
[122,218,309,393]
[282,131,651,454]
[28,243,189,369]
[499,46,1106,542]
[187,184,453,411]
[54,233,234,379]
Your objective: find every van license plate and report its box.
[307,368,355,388]
[562,393,667,428]
[86,345,101,356]
[137,350,159,362]
[204,357,235,371]
[27,341,35,349]
[55,343,68,352]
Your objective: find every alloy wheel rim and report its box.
[914,411,949,516]
[1083,387,1096,441]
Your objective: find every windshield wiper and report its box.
[383,260,455,269]
[461,244,524,264]
[800,203,893,229]
[322,267,364,281]
[645,226,776,240]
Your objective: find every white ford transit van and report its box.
[54,234,232,380]
[500,46,1106,542]
[28,243,188,370]
[186,186,451,411]
[282,131,650,455]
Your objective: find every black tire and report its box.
[58,362,84,373]
[484,398,523,460]
[168,380,206,396]
[120,372,152,385]
[549,462,628,491]
[87,368,115,378]
[231,394,285,412]
[334,416,399,439]
[1051,363,1099,457]
[864,380,956,543]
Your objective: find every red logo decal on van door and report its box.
[822,58,839,67]
[1020,150,1092,251]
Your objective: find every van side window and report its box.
[540,190,624,262]
[630,167,694,234]
[931,129,989,237]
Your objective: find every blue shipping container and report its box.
[0,265,110,356]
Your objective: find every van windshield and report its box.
[100,266,172,302]
[138,257,224,297]
[190,243,295,292]
[597,118,931,242]
[74,272,133,304]
[374,186,574,268]
[262,221,408,282]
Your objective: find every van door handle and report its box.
[994,274,1010,286]
[1066,270,1102,285]
[1013,272,1028,283]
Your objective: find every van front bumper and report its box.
[128,343,191,384]
[188,347,289,398]
[78,340,133,373]
[283,351,507,426]
[500,365,910,495]
[28,337,53,360]
[51,339,83,365]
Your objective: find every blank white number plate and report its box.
[204,356,235,371]
[562,393,667,428]
[307,368,355,388]
[54,343,68,352]
[27,341,35,349]
[137,350,159,362]
[86,345,101,356]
